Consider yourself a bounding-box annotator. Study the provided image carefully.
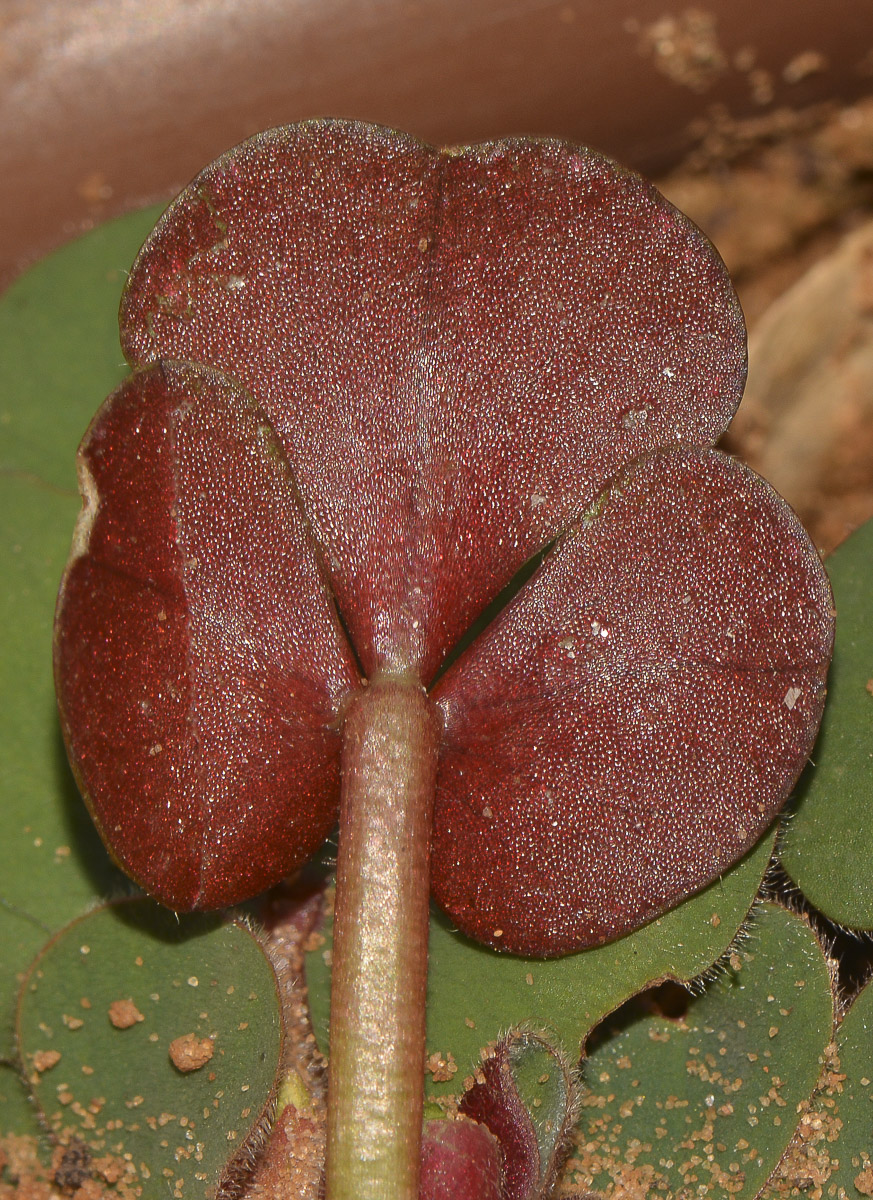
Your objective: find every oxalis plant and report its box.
[2,118,872,1200]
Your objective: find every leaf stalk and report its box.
[325,673,441,1199]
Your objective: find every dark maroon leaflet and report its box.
[120,120,745,685]
[54,363,360,909]
[431,448,833,955]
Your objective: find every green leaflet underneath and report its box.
[564,903,834,1199]
[0,475,126,1060]
[761,973,873,1197]
[0,204,164,491]
[780,518,873,928]
[16,900,282,1199]
[830,979,873,1195]
[0,209,164,1060]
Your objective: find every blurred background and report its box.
[3,0,873,547]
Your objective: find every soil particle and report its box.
[168,1034,214,1073]
[32,1050,61,1073]
[855,1166,873,1195]
[108,999,144,1029]
[0,1134,125,1200]
[632,9,727,93]
[425,1051,458,1083]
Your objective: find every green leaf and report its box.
[761,975,873,1197]
[0,1061,43,1140]
[509,1034,574,1178]
[563,903,834,1199]
[0,205,163,490]
[16,899,282,1199]
[780,518,873,928]
[0,209,164,1058]
[830,979,873,1195]
[306,830,775,1099]
[0,475,126,1058]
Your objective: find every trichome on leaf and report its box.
[52,119,834,1198]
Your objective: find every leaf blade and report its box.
[432,449,833,954]
[120,121,746,681]
[565,903,834,1199]
[54,364,361,910]
[780,517,873,928]
[16,899,283,1199]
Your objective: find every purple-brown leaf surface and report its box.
[458,1030,577,1200]
[55,363,358,908]
[432,448,832,953]
[419,1118,502,1200]
[54,120,833,952]
[119,121,746,683]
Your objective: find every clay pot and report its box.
[2,0,871,289]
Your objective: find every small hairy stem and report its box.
[325,674,441,1200]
